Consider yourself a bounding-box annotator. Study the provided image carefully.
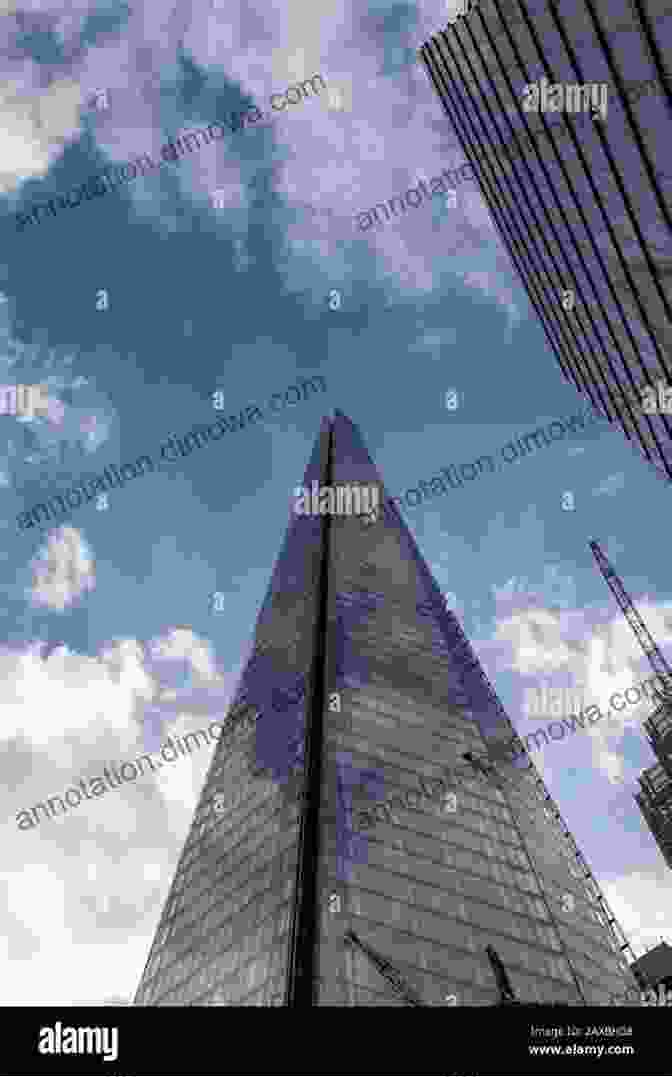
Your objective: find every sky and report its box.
[0,0,671,1006]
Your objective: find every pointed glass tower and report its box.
[133,411,639,1006]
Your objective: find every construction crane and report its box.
[589,540,672,699]
[590,539,672,874]
[344,929,426,1006]
[589,538,672,764]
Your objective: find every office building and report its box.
[134,411,639,1005]
[631,939,672,995]
[635,762,672,869]
[635,685,672,870]
[420,0,672,484]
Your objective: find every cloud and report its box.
[148,626,222,683]
[0,311,112,487]
[491,575,672,782]
[2,0,520,322]
[495,606,577,674]
[0,637,157,753]
[602,869,672,964]
[579,615,672,782]
[490,567,578,615]
[0,848,176,1004]
[27,526,95,611]
[0,619,244,1003]
[460,269,522,333]
[0,77,82,196]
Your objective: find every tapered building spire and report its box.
[134,412,638,1005]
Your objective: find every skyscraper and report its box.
[635,759,672,870]
[631,939,672,996]
[636,694,672,869]
[134,411,639,1006]
[420,0,672,484]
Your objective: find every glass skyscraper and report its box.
[134,411,639,1006]
[636,697,672,869]
[420,0,672,484]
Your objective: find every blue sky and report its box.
[0,0,670,1004]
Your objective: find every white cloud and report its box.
[0,622,241,1004]
[0,638,155,756]
[148,627,222,683]
[0,856,161,1005]
[153,711,215,818]
[27,526,95,611]
[0,78,82,196]
[495,607,576,675]
[579,629,669,782]
[603,869,672,962]
[492,576,522,603]
[492,585,672,782]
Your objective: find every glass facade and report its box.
[636,761,672,869]
[420,0,672,485]
[134,419,331,1006]
[134,410,639,1005]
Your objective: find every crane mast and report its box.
[590,539,672,874]
[589,540,672,696]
